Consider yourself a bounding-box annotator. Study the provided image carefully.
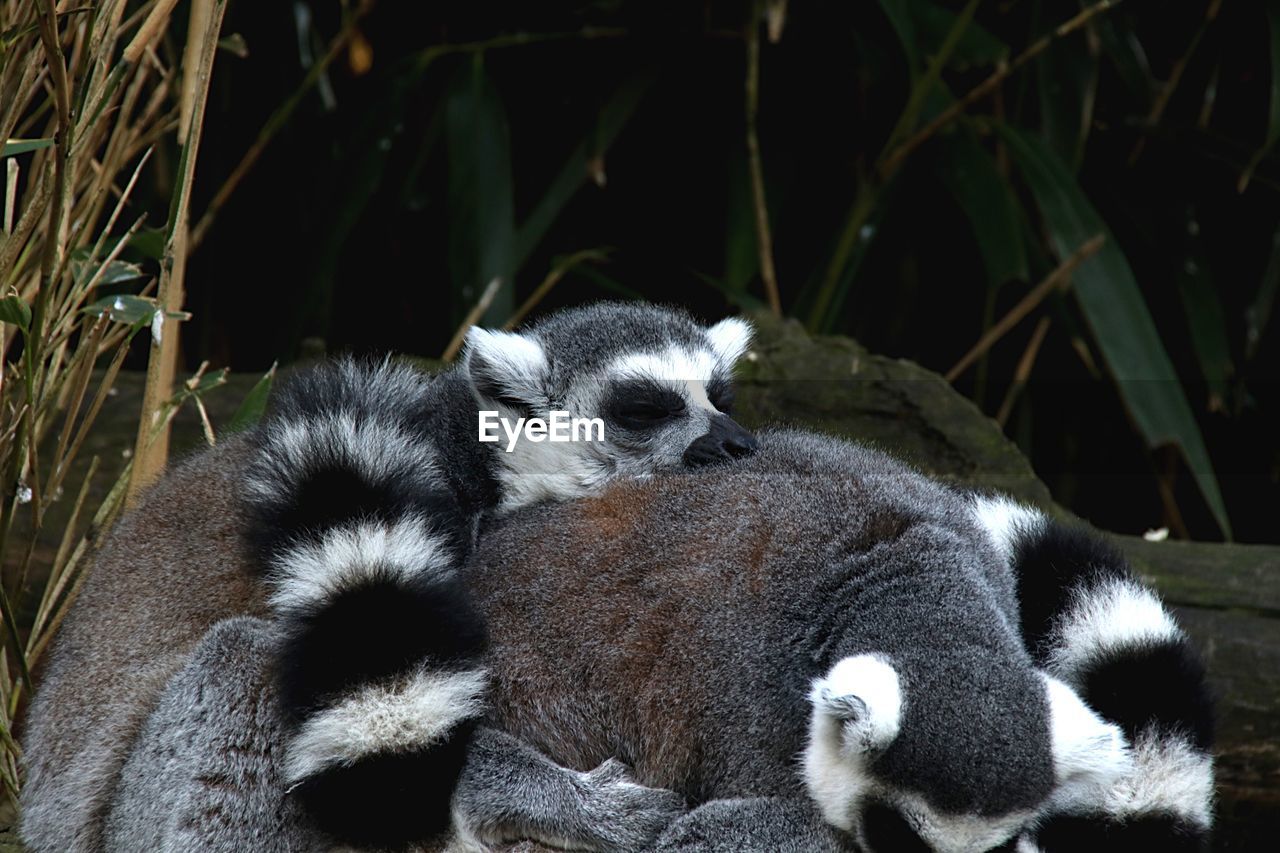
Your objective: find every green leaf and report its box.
[1002,125,1232,538]
[446,55,515,327]
[1241,5,1280,187]
[1174,207,1232,408]
[128,227,166,261]
[1,138,53,158]
[1034,4,1099,170]
[933,130,1028,288]
[1093,15,1154,109]
[184,367,229,396]
[0,295,31,331]
[876,0,920,79]
[80,293,160,327]
[223,363,275,433]
[1245,221,1280,362]
[70,256,146,288]
[907,0,1008,68]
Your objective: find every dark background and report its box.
[121,0,1280,543]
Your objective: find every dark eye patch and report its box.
[706,376,735,414]
[608,380,686,429]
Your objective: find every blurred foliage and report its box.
[162,0,1280,542]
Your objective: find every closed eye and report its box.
[609,381,687,429]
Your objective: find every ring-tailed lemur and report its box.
[19,302,756,852]
[467,429,1215,852]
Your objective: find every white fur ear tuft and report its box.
[810,654,902,753]
[1042,674,1132,811]
[706,316,754,367]
[463,327,549,409]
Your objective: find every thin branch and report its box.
[1130,0,1223,166]
[745,1,781,316]
[881,0,1122,180]
[504,249,609,330]
[947,234,1105,382]
[996,315,1051,426]
[443,277,503,362]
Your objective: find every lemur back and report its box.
[468,429,1214,852]
[21,302,757,851]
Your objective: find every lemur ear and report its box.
[809,654,902,753]
[705,316,754,367]
[1042,674,1132,802]
[463,327,550,411]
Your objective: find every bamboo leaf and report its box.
[1002,125,1232,538]
[0,296,30,331]
[1240,5,1280,187]
[1,138,53,158]
[1174,207,1232,409]
[933,130,1028,287]
[1034,9,1099,170]
[225,364,277,434]
[80,294,160,327]
[70,256,145,288]
[446,55,515,327]
[908,0,1008,68]
[876,0,920,78]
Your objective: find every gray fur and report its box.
[22,302,753,852]
[20,434,262,853]
[648,799,852,852]
[104,617,321,852]
[469,429,1054,810]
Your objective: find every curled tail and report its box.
[242,358,487,849]
[972,497,1215,851]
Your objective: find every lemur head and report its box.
[803,655,1132,852]
[462,302,757,509]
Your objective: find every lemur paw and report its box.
[575,759,688,852]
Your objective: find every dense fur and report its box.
[971,500,1216,851]
[466,431,1213,851]
[468,431,1061,850]
[20,435,264,853]
[20,303,753,852]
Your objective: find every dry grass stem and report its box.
[946,233,1105,382]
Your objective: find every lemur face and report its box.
[462,303,757,510]
[803,656,1132,853]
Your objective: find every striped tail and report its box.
[241,358,487,849]
[971,497,1215,852]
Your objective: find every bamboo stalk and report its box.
[126,0,227,505]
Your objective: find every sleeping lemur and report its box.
[467,429,1215,852]
[19,302,757,852]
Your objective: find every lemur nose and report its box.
[683,414,759,467]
